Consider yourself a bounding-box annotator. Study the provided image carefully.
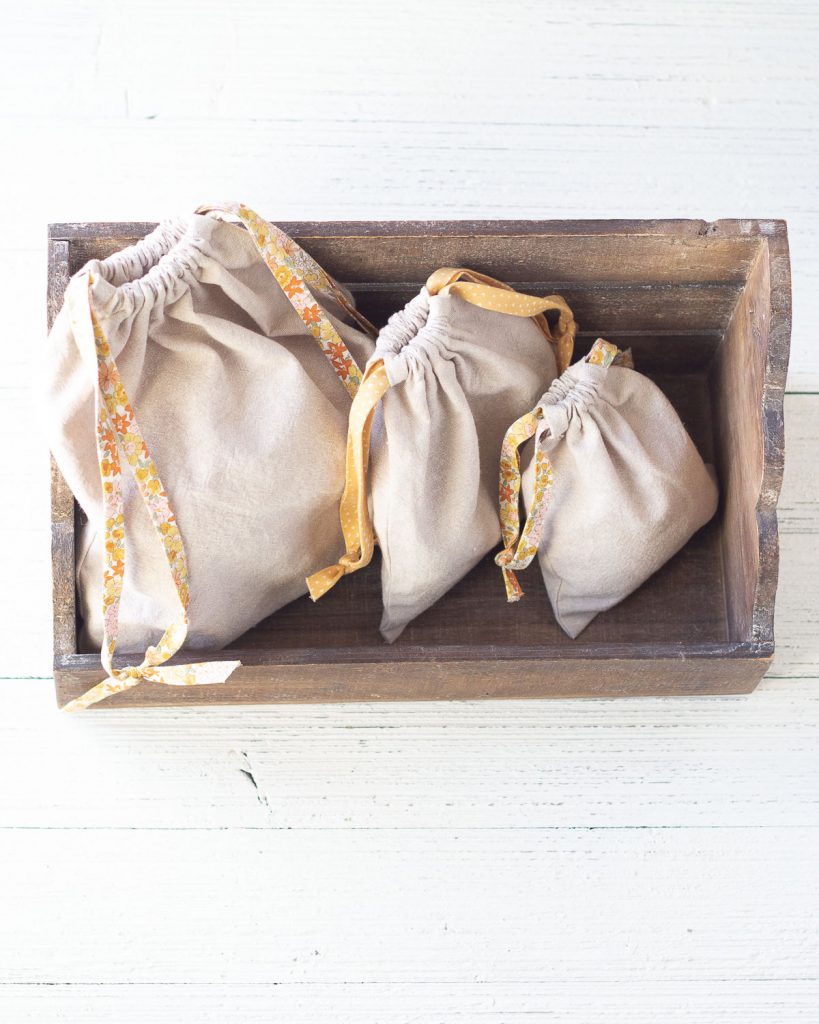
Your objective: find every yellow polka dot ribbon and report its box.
[197,202,375,397]
[306,359,392,599]
[495,339,629,601]
[426,267,576,374]
[63,275,242,711]
[306,268,578,603]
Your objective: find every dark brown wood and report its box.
[355,286,739,340]
[54,652,769,708]
[46,218,791,707]
[62,227,762,284]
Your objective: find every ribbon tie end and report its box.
[502,567,525,603]
[62,658,241,713]
[306,563,346,601]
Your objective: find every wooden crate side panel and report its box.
[755,225,792,642]
[47,238,77,661]
[54,652,770,708]
[57,226,763,286]
[46,218,788,703]
[710,222,790,645]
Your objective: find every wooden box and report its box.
[48,219,791,707]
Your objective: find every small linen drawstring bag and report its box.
[307,268,576,642]
[44,202,376,709]
[496,339,719,637]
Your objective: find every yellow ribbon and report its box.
[306,359,391,599]
[306,268,577,603]
[426,267,576,373]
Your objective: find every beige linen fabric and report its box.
[44,212,374,653]
[521,358,719,637]
[371,286,559,642]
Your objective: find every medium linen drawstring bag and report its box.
[496,339,719,637]
[307,268,576,642]
[45,202,376,709]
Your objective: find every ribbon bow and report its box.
[63,651,242,713]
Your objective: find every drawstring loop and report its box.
[196,202,375,396]
[307,269,579,604]
[426,267,576,373]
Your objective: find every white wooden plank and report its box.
[768,395,819,677]
[7,1,818,123]
[0,254,54,676]
[1,827,817,985]
[0,677,817,830]
[3,981,819,1024]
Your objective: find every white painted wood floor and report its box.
[2,1,819,1020]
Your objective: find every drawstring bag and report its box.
[45,201,376,709]
[307,268,576,642]
[496,339,719,637]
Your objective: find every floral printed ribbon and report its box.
[63,203,371,710]
[196,202,374,396]
[495,339,632,601]
[63,274,242,711]
[426,268,576,374]
[306,269,577,602]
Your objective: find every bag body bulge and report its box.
[308,269,575,642]
[499,340,719,637]
[44,203,375,705]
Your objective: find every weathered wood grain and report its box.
[58,222,764,285]
[47,218,789,704]
[709,221,791,646]
[47,239,77,662]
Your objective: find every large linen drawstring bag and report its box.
[45,202,376,709]
[495,339,719,637]
[307,268,576,642]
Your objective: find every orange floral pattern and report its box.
[495,409,548,601]
[62,275,241,712]
[196,202,366,397]
[495,339,625,602]
[586,338,620,367]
